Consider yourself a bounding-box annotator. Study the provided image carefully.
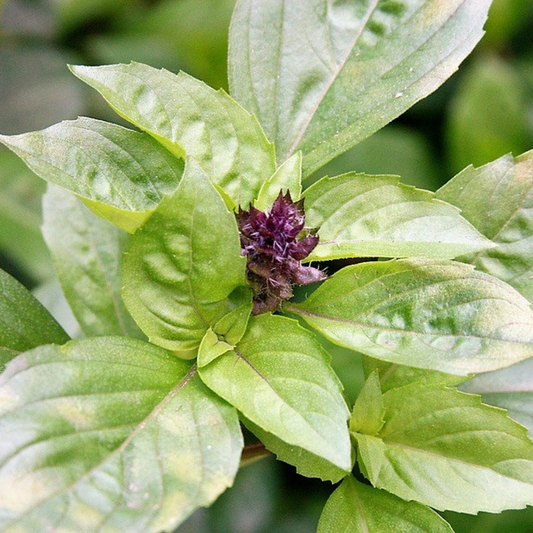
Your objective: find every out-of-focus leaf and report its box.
[317,476,454,533]
[287,259,533,376]
[446,55,532,174]
[483,0,533,49]
[437,151,533,304]
[443,506,533,533]
[0,268,69,370]
[229,0,492,176]
[0,337,243,532]
[42,185,144,339]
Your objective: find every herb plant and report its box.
[1,1,533,531]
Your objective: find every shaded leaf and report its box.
[122,161,248,352]
[353,383,533,513]
[71,63,276,207]
[317,476,454,533]
[0,337,242,531]
[287,259,533,375]
[0,117,185,233]
[303,173,493,261]
[229,0,492,176]
[197,314,352,479]
[42,185,144,339]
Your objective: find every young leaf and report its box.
[122,160,248,352]
[0,269,69,371]
[0,117,185,233]
[303,173,494,261]
[0,337,242,532]
[461,358,533,438]
[286,259,533,375]
[197,314,352,478]
[229,0,492,176]
[350,371,385,436]
[317,476,454,533]
[42,185,144,339]
[352,383,533,514]
[70,63,276,207]
[436,151,533,304]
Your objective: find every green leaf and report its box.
[461,358,533,439]
[0,337,242,531]
[42,185,144,339]
[197,314,352,478]
[70,63,276,207]
[122,160,248,352]
[287,259,533,375]
[303,173,494,261]
[436,151,533,304]
[317,476,454,533]
[353,383,533,513]
[0,117,185,233]
[229,0,492,176]
[0,269,69,371]
[255,152,302,211]
[350,371,385,436]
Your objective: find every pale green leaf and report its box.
[0,337,242,532]
[437,151,533,304]
[353,383,533,513]
[350,371,385,436]
[317,476,454,533]
[0,117,185,233]
[42,185,144,339]
[229,0,492,176]
[303,173,494,261]
[255,152,302,211]
[197,314,352,477]
[287,259,533,375]
[122,161,248,352]
[70,63,276,207]
[0,269,69,371]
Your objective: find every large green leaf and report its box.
[436,151,533,304]
[317,476,454,533]
[352,383,533,513]
[303,173,493,261]
[0,117,185,233]
[0,269,69,371]
[197,314,352,478]
[122,160,248,353]
[229,0,492,176]
[0,337,242,532]
[286,259,533,375]
[42,185,144,339]
[70,62,276,207]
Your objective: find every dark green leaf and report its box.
[353,383,533,513]
[122,161,248,353]
[197,314,352,479]
[0,269,69,371]
[437,151,533,304]
[0,337,242,531]
[229,0,492,176]
[317,476,454,533]
[304,173,493,261]
[0,117,185,233]
[42,185,144,339]
[287,259,533,375]
[70,63,276,207]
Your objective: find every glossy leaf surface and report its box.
[122,161,248,352]
[353,383,533,513]
[229,0,492,175]
[288,259,533,375]
[71,63,276,207]
[304,173,493,261]
[0,337,242,532]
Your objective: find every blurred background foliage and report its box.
[1,0,533,531]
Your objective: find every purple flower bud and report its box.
[236,191,327,314]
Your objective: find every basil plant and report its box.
[2,1,533,531]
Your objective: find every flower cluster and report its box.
[236,191,327,314]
